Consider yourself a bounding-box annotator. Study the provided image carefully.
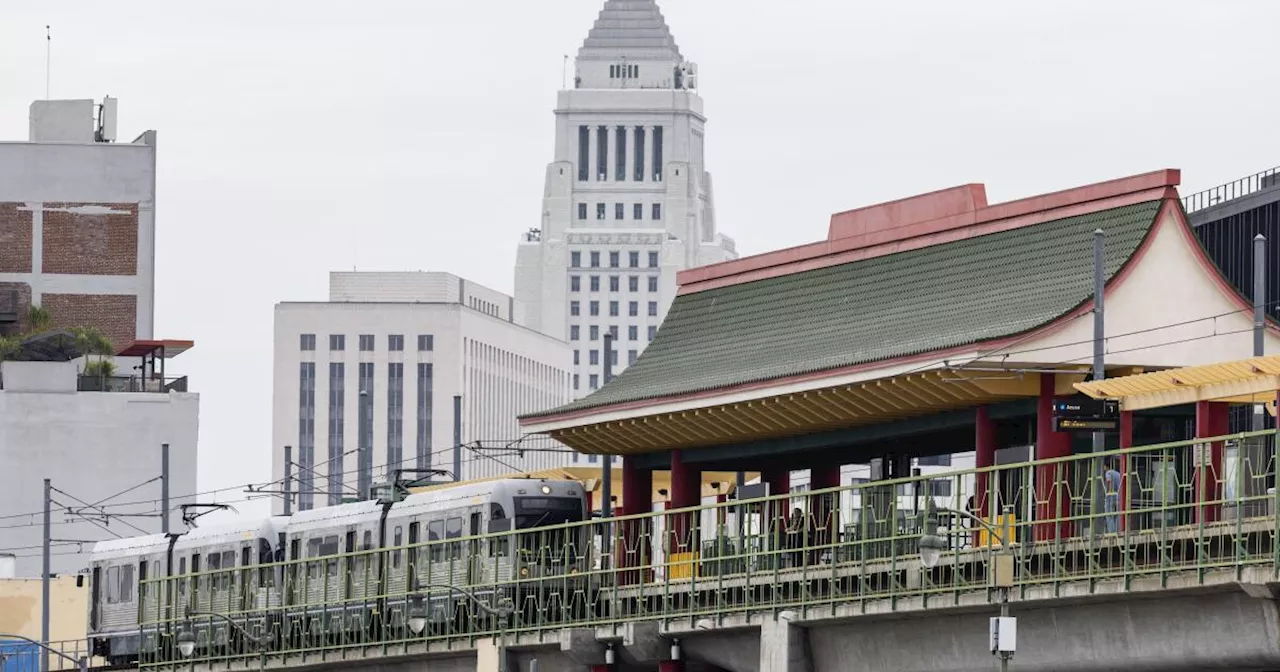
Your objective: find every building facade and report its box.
[0,359,198,577]
[514,0,737,397]
[0,98,157,350]
[272,273,573,510]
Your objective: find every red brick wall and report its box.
[0,203,33,273]
[41,203,139,275]
[0,282,31,336]
[41,293,137,351]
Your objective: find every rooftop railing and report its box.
[77,374,188,394]
[136,430,1279,670]
[1182,165,1280,215]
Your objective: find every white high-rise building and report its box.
[515,0,737,397]
[271,273,573,510]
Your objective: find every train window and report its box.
[307,539,322,580]
[362,531,373,550]
[347,531,360,574]
[107,566,119,604]
[207,552,221,591]
[393,526,403,569]
[138,562,148,603]
[120,564,134,603]
[409,522,422,572]
[446,517,463,560]
[222,551,236,590]
[427,521,444,563]
[242,546,251,568]
[321,536,340,577]
[178,557,187,599]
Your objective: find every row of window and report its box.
[570,300,659,318]
[577,125,662,182]
[574,349,639,367]
[302,334,435,353]
[578,202,662,222]
[570,324,657,342]
[849,477,953,497]
[610,63,639,79]
[570,275,660,293]
[572,250,660,269]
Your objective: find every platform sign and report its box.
[1052,397,1120,432]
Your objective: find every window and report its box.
[648,276,659,292]
[609,276,619,292]
[589,300,600,316]
[329,334,345,351]
[589,276,600,292]
[629,251,640,267]
[590,350,599,365]
[609,301,619,317]
[590,374,599,389]
[590,251,600,268]
[633,204,643,221]
[571,251,581,267]
[577,204,587,221]
[570,326,580,341]
[573,374,580,390]
[596,203,606,220]
[628,301,638,317]
[652,203,662,220]
[446,517,464,560]
[629,276,639,292]
[418,334,434,351]
[929,479,953,497]
[648,251,659,268]
[416,364,433,471]
[589,325,599,341]
[388,335,404,351]
[628,350,638,365]
[609,251,620,267]
[387,362,404,470]
[578,126,589,181]
[300,334,316,351]
[609,325,619,339]
[918,455,952,467]
[648,301,658,317]
[628,325,638,340]
[107,566,120,604]
[648,326,657,340]
[428,521,445,562]
[570,275,581,292]
[615,203,624,220]
[609,348,619,365]
[359,335,375,351]
[573,350,580,365]
[570,301,580,316]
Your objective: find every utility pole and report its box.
[602,333,614,521]
[453,396,463,482]
[161,443,170,534]
[283,445,293,516]
[1092,229,1106,537]
[41,478,51,672]
[1254,233,1267,429]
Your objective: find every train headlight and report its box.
[176,624,196,658]
[541,485,552,495]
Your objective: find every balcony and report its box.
[76,374,189,393]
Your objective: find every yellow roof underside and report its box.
[1074,355,1280,411]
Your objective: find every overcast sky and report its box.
[2,1,1279,521]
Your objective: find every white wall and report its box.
[0,369,198,576]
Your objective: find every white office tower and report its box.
[515,0,737,397]
[272,273,573,510]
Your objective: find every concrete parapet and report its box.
[759,613,811,672]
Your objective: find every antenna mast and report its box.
[45,25,51,99]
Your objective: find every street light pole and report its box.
[177,611,268,671]
[919,504,1016,670]
[407,584,515,672]
[0,635,87,672]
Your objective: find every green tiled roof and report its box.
[536,200,1163,417]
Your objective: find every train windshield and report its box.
[512,496,582,528]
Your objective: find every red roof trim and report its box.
[678,169,1181,295]
[116,339,195,358]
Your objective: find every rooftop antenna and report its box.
[562,54,569,89]
[45,25,51,99]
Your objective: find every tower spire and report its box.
[576,0,683,63]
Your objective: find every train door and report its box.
[240,545,252,612]
[468,512,483,585]
[137,561,148,626]
[190,554,201,612]
[287,538,301,607]
[407,522,420,589]
[90,566,101,631]
[344,531,356,599]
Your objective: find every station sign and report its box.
[1052,397,1120,432]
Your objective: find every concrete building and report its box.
[0,572,88,645]
[272,272,573,510]
[0,97,157,350]
[514,0,737,398]
[0,354,198,577]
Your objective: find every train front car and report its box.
[88,534,171,666]
[489,479,592,624]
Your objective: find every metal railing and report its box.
[0,638,95,672]
[135,430,1280,669]
[1182,165,1280,215]
[77,375,188,393]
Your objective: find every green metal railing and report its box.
[137,430,1280,669]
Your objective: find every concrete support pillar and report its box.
[1035,373,1073,541]
[760,616,812,672]
[669,449,701,558]
[619,455,653,585]
[1195,400,1230,523]
[1119,410,1134,532]
[476,637,514,672]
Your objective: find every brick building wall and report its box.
[41,203,139,275]
[0,203,33,273]
[41,294,138,351]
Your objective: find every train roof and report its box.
[89,534,170,562]
[172,516,284,551]
[286,499,383,534]
[390,478,584,519]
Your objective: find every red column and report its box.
[618,456,652,584]
[668,450,701,557]
[1035,373,1073,541]
[975,406,996,545]
[1119,410,1134,532]
[1194,401,1229,523]
[762,466,792,539]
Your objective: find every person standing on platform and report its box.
[1103,459,1122,533]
